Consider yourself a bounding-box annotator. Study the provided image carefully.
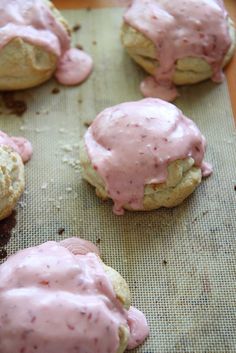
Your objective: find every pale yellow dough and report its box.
[0,0,70,90]
[121,18,236,85]
[103,264,131,353]
[0,145,24,220]
[80,140,202,212]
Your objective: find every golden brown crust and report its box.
[80,140,202,211]
[121,18,236,85]
[0,146,25,220]
[0,0,70,90]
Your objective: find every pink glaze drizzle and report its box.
[0,238,148,353]
[124,0,231,101]
[0,0,93,85]
[127,306,149,349]
[85,98,212,215]
[0,130,32,163]
[60,237,100,256]
[55,49,93,86]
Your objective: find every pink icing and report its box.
[60,237,100,256]
[127,306,149,350]
[140,76,179,101]
[201,161,213,177]
[0,130,32,163]
[0,238,149,353]
[124,0,231,101]
[55,49,93,85]
[0,0,93,85]
[85,98,212,215]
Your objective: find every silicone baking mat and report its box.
[1,8,236,353]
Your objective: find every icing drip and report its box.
[0,0,93,85]
[124,0,231,100]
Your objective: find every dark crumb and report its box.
[234,185,236,191]
[96,238,101,245]
[78,99,83,104]
[58,227,65,235]
[92,40,97,45]
[36,111,40,115]
[0,248,7,260]
[76,44,83,50]
[0,211,16,248]
[203,210,209,216]
[86,7,91,11]
[83,121,91,127]
[162,260,167,266]
[72,23,81,32]
[51,87,60,94]
[192,216,198,223]
[1,92,27,117]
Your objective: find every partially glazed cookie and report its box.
[0,0,93,90]
[0,145,24,220]
[80,98,212,215]
[0,130,32,220]
[0,237,149,353]
[121,0,236,101]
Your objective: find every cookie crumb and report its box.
[76,44,83,50]
[1,92,27,117]
[92,40,97,45]
[58,228,65,235]
[51,87,60,94]
[86,7,91,11]
[72,23,81,32]
[162,260,167,266]
[78,99,83,104]
[96,238,101,244]
[41,183,48,190]
[84,121,92,127]
[234,185,236,191]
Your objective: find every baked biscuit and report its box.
[121,0,236,100]
[0,238,149,353]
[0,145,24,220]
[121,18,236,85]
[0,0,92,89]
[80,98,212,215]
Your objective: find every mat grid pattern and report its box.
[0,8,236,353]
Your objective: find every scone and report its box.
[80,98,212,215]
[0,145,24,220]
[0,0,93,90]
[0,237,149,353]
[121,0,236,101]
[0,130,32,220]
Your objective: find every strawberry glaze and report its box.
[0,238,149,353]
[124,0,232,100]
[84,98,212,215]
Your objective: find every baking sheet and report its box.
[0,8,236,353]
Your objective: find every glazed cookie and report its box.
[80,98,212,215]
[0,237,149,353]
[0,145,24,220]
[0,130,32,220]
[0,0,93,90]
[121,0,236,101]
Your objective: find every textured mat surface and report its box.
[0,8,236,353]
